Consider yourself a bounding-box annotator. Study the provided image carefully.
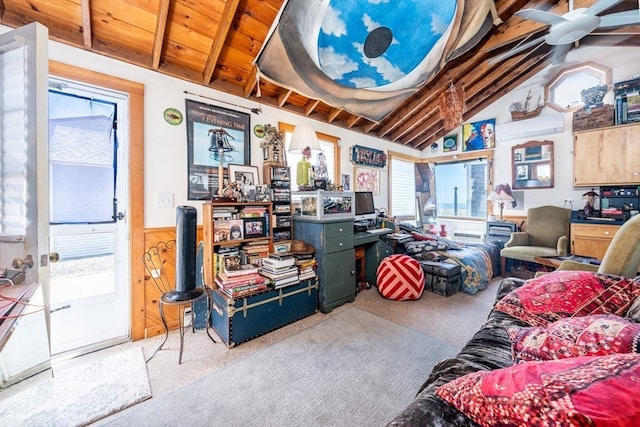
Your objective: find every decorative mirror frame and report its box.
[512,140,554,190]
[544,62,611,112]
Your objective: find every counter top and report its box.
[570,218,625,226]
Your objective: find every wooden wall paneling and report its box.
[142,226,204,338]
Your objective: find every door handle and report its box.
[12,254,34,270]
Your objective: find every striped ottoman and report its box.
[376,254,425,301]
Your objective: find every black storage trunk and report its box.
[209,279,318,347]
[419,261,462,296]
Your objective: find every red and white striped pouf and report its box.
[376,254,425,301]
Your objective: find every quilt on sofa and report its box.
[388,273,640,426]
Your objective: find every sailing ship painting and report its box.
[509,90,544,121]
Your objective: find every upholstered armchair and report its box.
[554,213,640,278]
[500,205,572,276]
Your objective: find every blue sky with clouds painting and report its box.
[317,0,456,89]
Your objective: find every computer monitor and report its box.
[354,191,377,221]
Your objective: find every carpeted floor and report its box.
[0,348,151,426]
[1,278,502,426]
[95,308,459,427]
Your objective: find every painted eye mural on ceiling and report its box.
[256,0,500,122]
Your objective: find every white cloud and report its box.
[431,13,447,35]
[350,76,378,88]
[319,46,359,79]
[353,42,405,85]
[321,5,347,37]
[368,0,390,4]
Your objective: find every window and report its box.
[390,155,417,222]
[544,62,611,112]
[434,158,488,219]
[279,123,339,188]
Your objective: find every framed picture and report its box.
[185,99,251,200]
[244,217,266,238]
[229,164,259,187]
[341,174,351,191]
[354,166,380,195]
[443,134,457,152]
[462,118,495,151]
[517,165,529,180]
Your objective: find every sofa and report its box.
[387,272,640,426]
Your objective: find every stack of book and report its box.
[259,253,299,289]
[239,239,270,266]
[216,254,267,298]
[239,206,267,218]
[295,257,317,281]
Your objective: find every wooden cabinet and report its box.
[202,202,273,288]
[574,123,640,186]
[570,223,620,260]
[293,218,355,313]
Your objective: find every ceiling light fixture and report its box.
[439,81,464,132]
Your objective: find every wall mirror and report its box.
[512,140,554,189]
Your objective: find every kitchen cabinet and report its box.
[570,222,620,260]
[573,123,640,186]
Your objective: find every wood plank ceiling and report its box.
[1,0,638,150]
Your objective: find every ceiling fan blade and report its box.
[584,0,624,16]
[551,43,572,65]
[599,10,640,28]
[487,35,547,65]
[516,9,566,26]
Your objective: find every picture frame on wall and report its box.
[354,166,380,195]
[462,118,495,151]
[185,99,251,200]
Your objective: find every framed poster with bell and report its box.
[185,99,250,200]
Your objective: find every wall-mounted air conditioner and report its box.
[497,113,564,142]
[452,230,485,244]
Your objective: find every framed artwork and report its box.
[185,99,251,200]
[462,118,495,151]
[228,164,260,187]
[517,165,529,180]
[354,166,380,195]
[443,134,457,152]
[244,217,266,238]
[341,174,351,191]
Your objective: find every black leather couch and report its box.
[387,277,529,426]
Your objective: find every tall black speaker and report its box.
[166,205,202,301]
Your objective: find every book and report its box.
[273,275,300,289]
[259,268,298,281]
[223,263,259,277]
[262,256,295,269]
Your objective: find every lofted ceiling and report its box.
[1,0,638,151]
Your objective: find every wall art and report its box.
[185,99,250,200]
[462,118,495,151]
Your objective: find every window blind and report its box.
[391,157,415,220]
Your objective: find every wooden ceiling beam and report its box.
[346,115,361,128]
[243,64,258,97]
[80,0,91,49]
[277,89,292,107]
[328,108,341,123]
[304,99,320,116]
[203,0,240,85]
[151,0,171,70]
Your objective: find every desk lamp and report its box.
[288,125,321,189]
[488,185,515,221]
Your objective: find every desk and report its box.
[533,255,601,272]
[354,229,393,287]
